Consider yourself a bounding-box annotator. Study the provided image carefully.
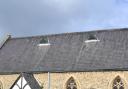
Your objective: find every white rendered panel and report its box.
[12,85,19,89]
[16,78,21,88]
[22,77,27,87]
[24,85,31,89]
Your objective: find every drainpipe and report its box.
[48,72,51,89]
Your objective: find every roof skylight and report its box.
[88,34,97,40]
[38,37,50,46]
[85,34,100,43]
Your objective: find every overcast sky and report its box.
[0,0,128,37]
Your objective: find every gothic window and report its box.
[66,77,77,89]
[113,76,124,89]
[0,81,2,89]
[11,76,31,89]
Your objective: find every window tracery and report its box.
[66,77,77,89]
[113,76,124,89]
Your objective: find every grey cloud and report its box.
[0,0,128,37]
[0,0,81,37]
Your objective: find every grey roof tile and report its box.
[0,28,128,73]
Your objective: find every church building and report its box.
[0,28,128,89]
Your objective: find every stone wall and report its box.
[0,74,19,89]
[0,71,128,89]
[34,71,128,89]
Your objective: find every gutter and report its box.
[1,68,128,75]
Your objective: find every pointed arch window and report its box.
[66,77,77,89]
[113,76,124,89]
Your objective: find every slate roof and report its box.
[0,28,128,73]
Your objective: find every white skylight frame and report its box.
[85,39,100,43]
[85,34,100,43]
[38,43,51,46]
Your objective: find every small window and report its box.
[66,77,77,89]
[113,76,124,89]
[38,37,50,46]
[85,34,100,43]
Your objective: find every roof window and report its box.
[38,37,50,46]
[85,34,100,43]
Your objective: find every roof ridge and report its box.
[11,27,128,39]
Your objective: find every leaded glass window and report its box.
[66,77,77,89]
[113,76,124,89]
